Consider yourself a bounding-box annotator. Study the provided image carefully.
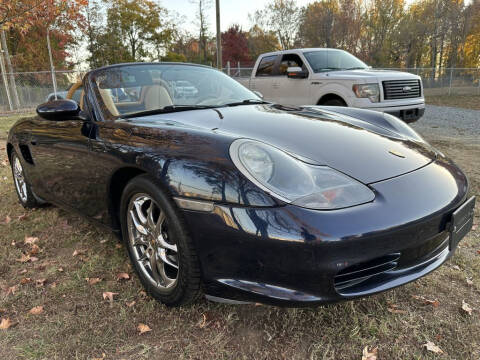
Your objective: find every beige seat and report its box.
[99,88,119,116]
[143,84,173,110]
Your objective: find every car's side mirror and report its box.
[253,90,264,99]
[36,99,87,121]
[287,66,308,79]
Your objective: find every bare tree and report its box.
[191,0,212,63]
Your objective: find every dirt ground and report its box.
[0,112,479,360]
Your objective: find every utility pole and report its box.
[215,0,222,69]
[1,30,20,109]
[0,47,13,111]
[46,28,58,99]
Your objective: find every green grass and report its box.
[0,119,479,359]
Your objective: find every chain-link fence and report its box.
[0,70,85,114]
[1,66,480,113]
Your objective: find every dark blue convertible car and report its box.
[7,63,475,306]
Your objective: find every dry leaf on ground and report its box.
[29,306,44,315]
[423,341,444,354]
[103,292,118,302]
[72,249,87,257]
[462,300,473,315]
[16,253,31,263]
[137,323,152,334]
[0,318,13,330]
[20,278,32,284]
[29,244,41,255]
[2,215,11,225]
[35,278,47,287]
[5,285,19,296]
[24,236,38,245]
[466,278,474,286]
[387,304,407,314]
[116,272,130,281]
[362,346,378,360]
[126,301,136,307]
[86,278,102,285]
[412,295,440,307]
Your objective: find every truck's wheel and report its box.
[322,98,346,106]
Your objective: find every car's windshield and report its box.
[303,50,368,73]
[91,64,261,117]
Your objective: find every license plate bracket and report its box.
[449,196,476,251]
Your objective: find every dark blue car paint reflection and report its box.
[6,63,474,306]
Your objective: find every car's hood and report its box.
[311,69,421,82]
[129,104,435,184]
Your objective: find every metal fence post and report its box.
[448,68,453,96]
[0,48,13,111]
[227,61,230,76]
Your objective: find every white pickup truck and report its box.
[237,48,425,122]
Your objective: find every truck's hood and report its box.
[130,104,435,184]
[311,69,421,82]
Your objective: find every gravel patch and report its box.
[411,105,480,142]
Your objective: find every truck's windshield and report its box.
[303,50,368,73]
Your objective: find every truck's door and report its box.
[250,55,278,102]
[273,53,311,105]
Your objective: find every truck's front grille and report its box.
[382,79,421,100]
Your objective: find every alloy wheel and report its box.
[13,155,28,203]
[127,194,179,289]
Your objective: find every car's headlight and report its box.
[352,84,380,103]
[230,139,375,210]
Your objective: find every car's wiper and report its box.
[221,99,270,107]
[345,67,367,70]
[122,105,218,118]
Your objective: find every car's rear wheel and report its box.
[10,150,41,208]
[120,175,202,306]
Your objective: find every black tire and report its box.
[120,174,202,306]
[321,98,347,106]
[10,150,41,209]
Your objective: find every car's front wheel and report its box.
[120,175,202,306]
[10,150,41,208]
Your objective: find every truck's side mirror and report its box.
[287,67,308,79]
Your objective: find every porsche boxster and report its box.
[6,63,475,306]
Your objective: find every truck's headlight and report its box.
[230,139,375,210]
[353,84,380,103]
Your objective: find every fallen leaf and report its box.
[100,239,108,244]
[462,300,473,315]
[103,292,118,302]
[49,282,57,289]
[20,278,32,285]
[2,215,11,225]
[86,278,102,285]
[198,313,207,328]
[115,244,123,249]
[362,346,378,360]
[29,306,44,315]
[137,323,152,334]
[17,214,27,221]
[30,256,39,262]
[91,354,106,360]
[29,244,41,255]
[477,250,480,255]
[72,249,87,257]
[16,253,31,263]
[126,301,136,307]
[5,285,18,296]
[116,272,130,281]
[24,236,38,245]
[423,341,444,354]
[412,295,440,307]
[466,278,474,286]
[19,269,27,274]
[35,279,47,287]
[0,309,6,314]
[139,290,147,297]
[387,304,407,314]
[0,318,13,330]
[57,267,64,272]
[452,265,461,270]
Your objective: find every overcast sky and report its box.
[161,0,313,34]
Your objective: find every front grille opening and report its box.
[334,253,400,291]
[383,80,421,100]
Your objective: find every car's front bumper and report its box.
[350,98,426,123]
[180,157,470,306]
